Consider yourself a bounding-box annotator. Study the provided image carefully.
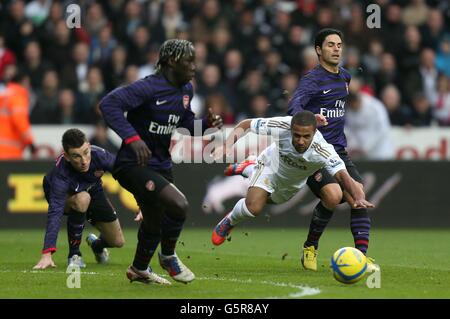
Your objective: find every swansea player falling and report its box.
[211,111,374,269]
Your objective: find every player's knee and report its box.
[172,197,189,219]
[321,188,342,210]
[244,198,264,216]
[72,192,91,212]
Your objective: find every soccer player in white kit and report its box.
[211,111,374,246]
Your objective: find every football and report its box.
[331,247,367,284]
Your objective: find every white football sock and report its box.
[229,198,255,226]
[242,164,256,178]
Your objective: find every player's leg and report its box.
[302,170,343,271]
[212,186,269,246]
[65,191,91,268]
[157,181,196,283]
[224,156,257,177]
[84,191,123,264]
[114,166,173,284]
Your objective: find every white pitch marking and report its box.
[197,276,321,298]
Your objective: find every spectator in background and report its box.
[222,49,244,106]
[362,38,384,74]
[236,69,268,115]
[0,33,16,80]
[300,46,318,74]
[89,120,119,154]
[60,42,91,91]
[420,8,446,50]
[154,0,186,42]
[124,64,140,85]
[345,78,394,160]
[249,34,272,69]
[374,53,399,96]
[272,72,298,113]
[193,41,208,77]
[436,35,450,77]
[0,71,35,160]
[208,27,233,67]
[25,0,52,27]
[19,40,53,91]
[138,44,159,79]
[281,25,306,72]
[43,19,74,71]
[401,0,429,27]
[190,0,228,44]
[410,92,433,126]
[197,64,229,103]
[419,48,439,103]
[232,8,258,59]
[381,4,405,56]
[115,0,144,43]
[261,50,290,102]
[380,84,413,126]
[85,2,108,39]
[102,45,128,91]
[432,74,450,126]
[127,25,152,66]
[56,89,77,124]
[90,25,117,67]
[2,0,36,61]
[30,69,59,124]
[78,67,105,123]
[243,94,273,120]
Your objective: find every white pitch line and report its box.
[196,276,321,299]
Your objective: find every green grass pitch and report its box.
[0,228,449,299]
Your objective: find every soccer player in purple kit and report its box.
[287,28,379,272]
[33,128,131,270]
[99,39,223,285]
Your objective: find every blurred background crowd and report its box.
[0,0,449,159]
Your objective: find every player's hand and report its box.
[207,108,223,129]
[33,253,56,269]
[315,114,328,126]
[134,210,143,222]
[129,139,152,166]
[353,199,375,209]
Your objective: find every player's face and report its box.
[173,50,196,84]
[318,34,342,66]
[291,124,316,153]
[65,142,91,173]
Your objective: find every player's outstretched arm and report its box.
[33,252,56,269]
[212,119,252,160]
[334,170,374,209]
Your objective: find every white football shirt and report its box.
[250,116,346,191]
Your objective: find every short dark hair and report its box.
[155,39,195,73]
[314,28,343,55]
[62,128,87,152]
[291,110,317,130]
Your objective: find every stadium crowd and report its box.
[0,0,449,147]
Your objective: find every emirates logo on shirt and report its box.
[94,170,104,178]
[183,95,190,108]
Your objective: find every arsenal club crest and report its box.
[183,95,190,108]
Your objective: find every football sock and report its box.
[242,164,256,178]
[160,214,185,256]
[228,198,255,226]
[132,225,160,271]
[67,213,85,258]
[350,208,371,255]
[304,202,333,249]
[90,235,112,254]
